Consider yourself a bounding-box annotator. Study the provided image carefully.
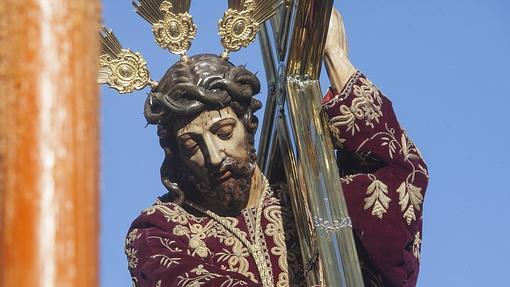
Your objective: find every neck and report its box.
[245,165,264,209]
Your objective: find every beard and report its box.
[184,154,256,216]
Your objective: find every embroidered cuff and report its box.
[321,70,363,107]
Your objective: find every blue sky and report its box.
[101,1,510,286]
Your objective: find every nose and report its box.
[204,137,224,167]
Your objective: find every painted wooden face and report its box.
[175,106,249,174]
[174,106,254,215]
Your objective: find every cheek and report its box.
[183,151,205,172]
[225,127,249,159]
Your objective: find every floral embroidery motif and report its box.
[329,77,383,135]
[177,264,249,287]
[326,73,427,223]
[125,71,428,286]
[364,174,391,219]
[148,235,183,268]
[397,182,424,225]
[172,222,214,258]
[413,232,422,260]
[144,201,205,225]
[147,201,257,282]
[356,124,427,222]
[151,253,182,268]
[177,264,222,286]
[341,174,358,184]
[217,236,255,281]
[125,229,142,269]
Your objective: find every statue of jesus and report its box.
[124,8,428,287]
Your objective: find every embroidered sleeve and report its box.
[322,71,429,287]
[125,211,258,287]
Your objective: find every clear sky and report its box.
[101,1,510,286]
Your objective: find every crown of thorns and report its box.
[98,0,285,94]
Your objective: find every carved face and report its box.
[174,106,255,216]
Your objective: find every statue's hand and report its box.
[325,8,348,57]
[323,7,356,92]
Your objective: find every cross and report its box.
[256,1,365,286]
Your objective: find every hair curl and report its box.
[144,54,262,204]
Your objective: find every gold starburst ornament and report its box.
[219,0,285,59]
[98,28,156,94]
[133,0,197,58]
[98,0,286,94]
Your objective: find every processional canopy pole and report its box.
[0,1,101,286]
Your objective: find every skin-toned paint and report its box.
[175,107,250,174]
[174,106,264,210]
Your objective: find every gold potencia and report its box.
[219,0,286,59]
[99,27,157,94]
[98,0,287,93]
[133,0,197,59]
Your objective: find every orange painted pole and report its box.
[0,1,101,286]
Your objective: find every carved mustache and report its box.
[207,156,254,184]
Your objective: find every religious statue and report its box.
[99,1,428,286]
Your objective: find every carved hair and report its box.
[144,54,262,204]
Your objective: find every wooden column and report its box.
[0,1,101,286]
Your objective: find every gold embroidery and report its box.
[148,235,183,253]
[172,221,215,258]
[357,124,427,222]
[341,174,358,184]
[217,238,255,281]
[329,77,383,135]
[146,199,258,280]
[131,277,139,287]
[264,205,289,287]
[379,125,399,160]
[147,235,183,268]
[177,264,249,287]
[151,254,182,268]
[401,132,421,162]
[185,176,274,287]
[364,175,391,219]
[141,179,295,286]
[413,232,422,260]
[397,182,424,225]
[125,229,142,269]
[144,202,205,225]
[271,184,305,286]
[127,229,141,245]
[178,264,222,286]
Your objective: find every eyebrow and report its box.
[210,118,236,133]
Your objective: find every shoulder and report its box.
[125,197,210,257]
[124,197,211,269]
[129,197,209,230]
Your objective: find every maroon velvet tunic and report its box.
[125,72,429,287]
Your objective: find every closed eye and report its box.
[216,124,234,140]
[178,138,199,157]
